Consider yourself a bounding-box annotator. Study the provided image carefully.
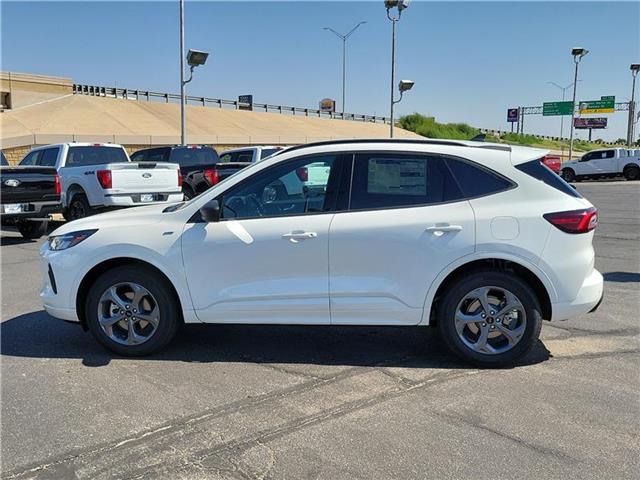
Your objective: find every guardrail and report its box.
[72,84,390,124]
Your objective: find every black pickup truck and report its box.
[1,156,62,239]
[130,146,251,200]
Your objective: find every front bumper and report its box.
[551,269,604,321]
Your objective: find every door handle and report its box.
[426,225,463,236]
[282,231,318,242]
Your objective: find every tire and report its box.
[182,187,195,201]
[438,271,543,368]
[17,220,47,239]
[561,168,575,183]
[85,266,180,356]
[67,194,93,221]
[623,165,640,181]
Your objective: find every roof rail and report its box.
[280,138,511,154]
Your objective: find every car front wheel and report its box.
[438,271,542,367]
[561,168,576,183]
[85,266,180,356]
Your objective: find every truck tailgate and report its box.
[110,162,180,192]
[0,166,60,203]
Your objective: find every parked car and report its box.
[131,145,250,200]
[561,148,640,182]
[219,146,285,163]
[20,143,182,220]
[1,164,61,238]
[541,155,561,174]
[41,138,603,367]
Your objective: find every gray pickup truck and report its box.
[1,152,62,238]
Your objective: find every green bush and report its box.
[398,114,480,140]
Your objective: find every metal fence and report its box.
[72,84,390,124]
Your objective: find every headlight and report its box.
[48,229,98,251]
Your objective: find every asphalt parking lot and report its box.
[1,181,639,480]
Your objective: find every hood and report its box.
[51,203,172,236]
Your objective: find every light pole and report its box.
[547,81,576,139]
[385,0,410,138]
[627,64,639,147]
[178,0,209,146]
[323,22,366,118]
[392,79,415,113]
[568,47,589,161]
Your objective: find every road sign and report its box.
[543,101,573,116]
[574,117,607,129]
[238,95,253,111]
[579,96,615,115]
[507,108,519,122]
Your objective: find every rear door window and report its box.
[349,153,463,210]
[236,151,254,163]
[40,148,59,167]
[19,150,43,166]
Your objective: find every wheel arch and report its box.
[422,256,554,327]
[66,183,86,207]
[75,257,184,329]
[622,162,639,173]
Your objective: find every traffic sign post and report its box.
[543,101,574,116]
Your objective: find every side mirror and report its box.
[200,199,221,223]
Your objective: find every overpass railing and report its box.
[72,84,390,124]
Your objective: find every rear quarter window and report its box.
[516,160,582,198]
[445,157,514,198]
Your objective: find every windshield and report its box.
[170,147,219,166]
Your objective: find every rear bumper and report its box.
[551,269,604,321]
[102,192,183,207]
[1,201,61,221]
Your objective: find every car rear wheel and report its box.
[561,168,576,183]
[85,266,180,356]
[623,165,639,181]
[17,220,47,239]
[438,271,542,367]
[66,194,93,221]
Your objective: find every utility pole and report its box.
[179,0,186,145]
[628,64,639,146]
[568,48,589,162]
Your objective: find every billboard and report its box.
[507,108,519,122]
[574,117,607,129]
[319,98,336,113]
[238,94,253,111]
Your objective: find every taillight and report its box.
[54,174,61,195]
[96,170,112,189]
[544,207,598,234]
[296,167,308,182]
[204,168,220,185]
[177,171,183,187]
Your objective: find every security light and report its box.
[571,47,589,58]
[385,0,410,11]
[631,64,640,72]
[187,49,209,67]
[398,79,415,92]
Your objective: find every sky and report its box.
[1,1,639,141]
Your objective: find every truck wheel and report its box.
[182,187,195,201]
[17,220,47,239]
[623,165,640,181]
[561,168,576,182]
[67,194,93,221]
[437,271,542,368]
[85,266,180,356]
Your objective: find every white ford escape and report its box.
[40,139,603,367]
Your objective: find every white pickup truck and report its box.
[561,148,640,182]
[19,143,182,220]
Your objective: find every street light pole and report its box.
[385,1,410,137]
[179,0,186,146]
[568,48,588,162]
[323,22,366,118]
[627,64,639,147]
[547,81,574,139]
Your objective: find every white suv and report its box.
[40,139,603,366]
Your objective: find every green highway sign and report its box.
[579,96,615,114]
[543,101,573,116]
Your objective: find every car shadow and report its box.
[0,233,37,246]
[1,311,551,369]
[603,271,640,283]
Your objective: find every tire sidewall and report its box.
[561,168,575,182]
[624,166,639,181]
[85,266,180,356]
[68,194,90,221]
[438,271,542,367]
